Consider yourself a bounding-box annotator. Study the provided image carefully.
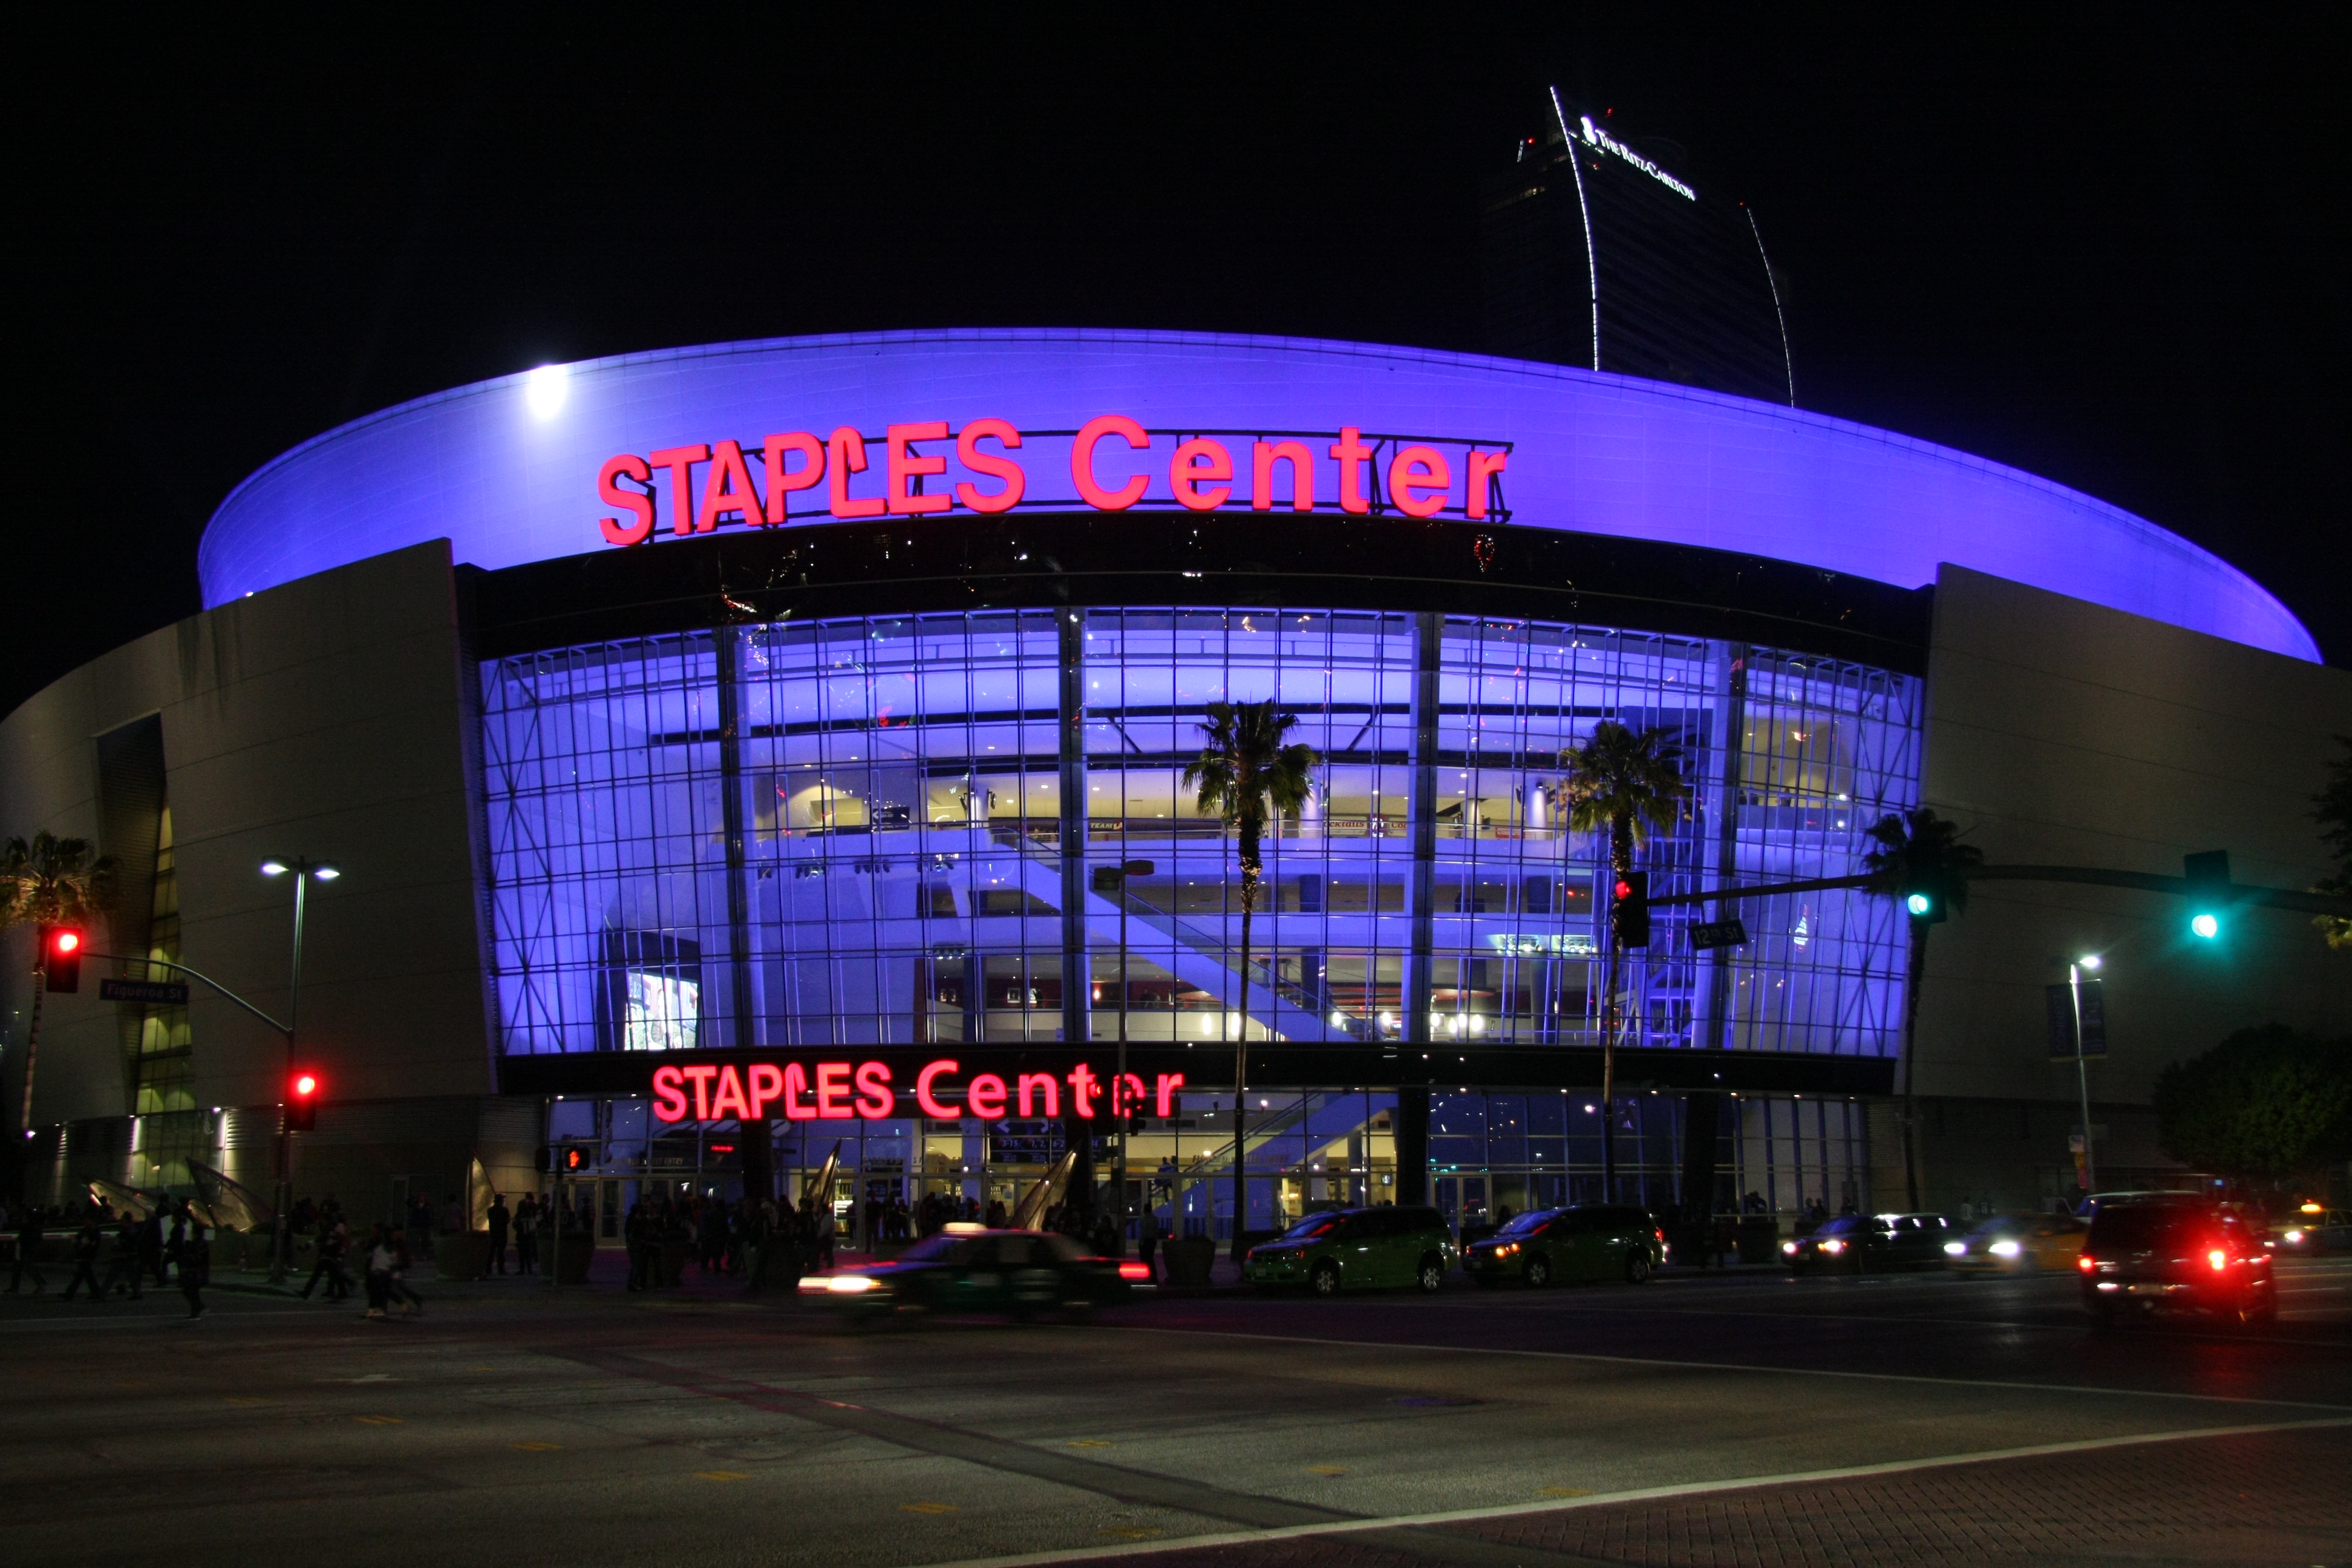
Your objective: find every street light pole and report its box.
[1093,858,1153,1251]
[261,857,338,1283]
[2068,958,2098,1196]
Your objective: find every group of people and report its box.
[5,1197,214,1318]
[621,1190,842,1290]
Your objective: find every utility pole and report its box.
[260,858,339,1283]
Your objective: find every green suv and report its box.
[1461,1205,1667,1288]
[1244,1206,1459,1295]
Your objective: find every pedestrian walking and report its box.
[487,1193,511,1275]
[62,1218,105,1302]
[514,1195,538,1275]
[102,1215,145,1300]
[138,1207,165,1287]
[387,1227,423,1316]
[1137,1204,1161,1282]
[302,1221,352,1300]
[364,1224,396,1318]
[7,1207,48,1295]
[180,1224,211,1319]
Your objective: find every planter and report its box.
[435,1230,492,1281]
[546,1234,595,1285]
[1159,1235,1216,1287]
[1734,1217,1784,1264]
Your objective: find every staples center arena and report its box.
[6,327,2350,1240]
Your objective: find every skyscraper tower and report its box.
[1483,90,1795,407]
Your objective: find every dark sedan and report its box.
[799,1226,1146,1320]
[1782,1212,1954,1273]
[2079,1197,2275,1327]
[1462,1205,1667,1287]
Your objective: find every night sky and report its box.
[10,11,2347,720]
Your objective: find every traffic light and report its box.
[1612,871,1651,948]
[286,1068,322,1131]
[37,926,83,992]
[2184,849,2229,941]
[1900,875,1948,924]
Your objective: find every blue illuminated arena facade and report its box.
[24,328,2312,1230]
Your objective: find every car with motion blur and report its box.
[2271,1205,2352,1255]
[1243,1205,1458,1295]
[1462,1204,1667,1288]
[1944,1213,2088,1275]
[1782,1212,1955,1273]
[2078,1195,2275,1327]
[797,1226,1144,1320]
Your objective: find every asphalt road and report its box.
[4,1258,2348,1568]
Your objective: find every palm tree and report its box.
[1,831,119,1135]
[1862,807,1983,1209]
[1554,721,1690,1197]
[1183,699,1319,1259]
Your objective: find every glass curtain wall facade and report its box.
[483,606,1919,1226]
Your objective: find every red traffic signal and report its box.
[1612,871,1651,949]
[38,926,83,992]
[286,1068,322,1130]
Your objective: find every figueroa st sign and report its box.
[598,418,1512,545]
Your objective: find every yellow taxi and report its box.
[1944,1212,2086,1274]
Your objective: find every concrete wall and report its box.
[1909,564,2352,1202]
[0,541,495,1150]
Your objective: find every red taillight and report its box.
[1117,1261,1151,1281]
[2076,1254,2094,1272]
[2207,1249,2228,1272]
[1653,1229,1665,1243]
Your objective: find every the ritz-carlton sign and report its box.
[596,416,1512,546]
[650,1056,1186,1125]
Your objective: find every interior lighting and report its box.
[524,363,569,420]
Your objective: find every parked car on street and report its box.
[797,1226,1143,1320]
[2079,1195,2275,1327]
[1462,1205,1667,1287]
[1782,1212,1954,1273]
[1944,1213,2087,1274]
[1243,1205,1457,1295]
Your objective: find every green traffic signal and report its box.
[2190,912,2220,939]
[1905,892,1932,917]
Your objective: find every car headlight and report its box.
[1988,1240,2021,1259]
[1781,1241,1797,1255]
[826,1274,879,1294]
[1944,1241,1967,1256]
[2285,1229,2305,1244]
[1818,1238,1845,1255]
[1497,1243,1518,1257]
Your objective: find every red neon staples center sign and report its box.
[597,419,1511,546]
[650,1057,1184,1125]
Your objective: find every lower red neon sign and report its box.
[649,1058,1184,1124]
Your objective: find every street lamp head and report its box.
[312,866,341,881]
[2077,954,2102,971]
[260,860,289,877]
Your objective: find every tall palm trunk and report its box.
[1898,923,1929,1210]
[1599,822,1632,1200]
[1230,841,1258,1263]
[16,969,45,1135]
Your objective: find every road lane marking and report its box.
[1306,1466,1347,1475]
[511,1442,561,1451]
[1537,1488,1593,1497]
[696,1471,748,1481]
[912,1414,2352,1568]
[902,1501,959,1514]
[353,1415,402,1426]
[1103,1324,2352,1411]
